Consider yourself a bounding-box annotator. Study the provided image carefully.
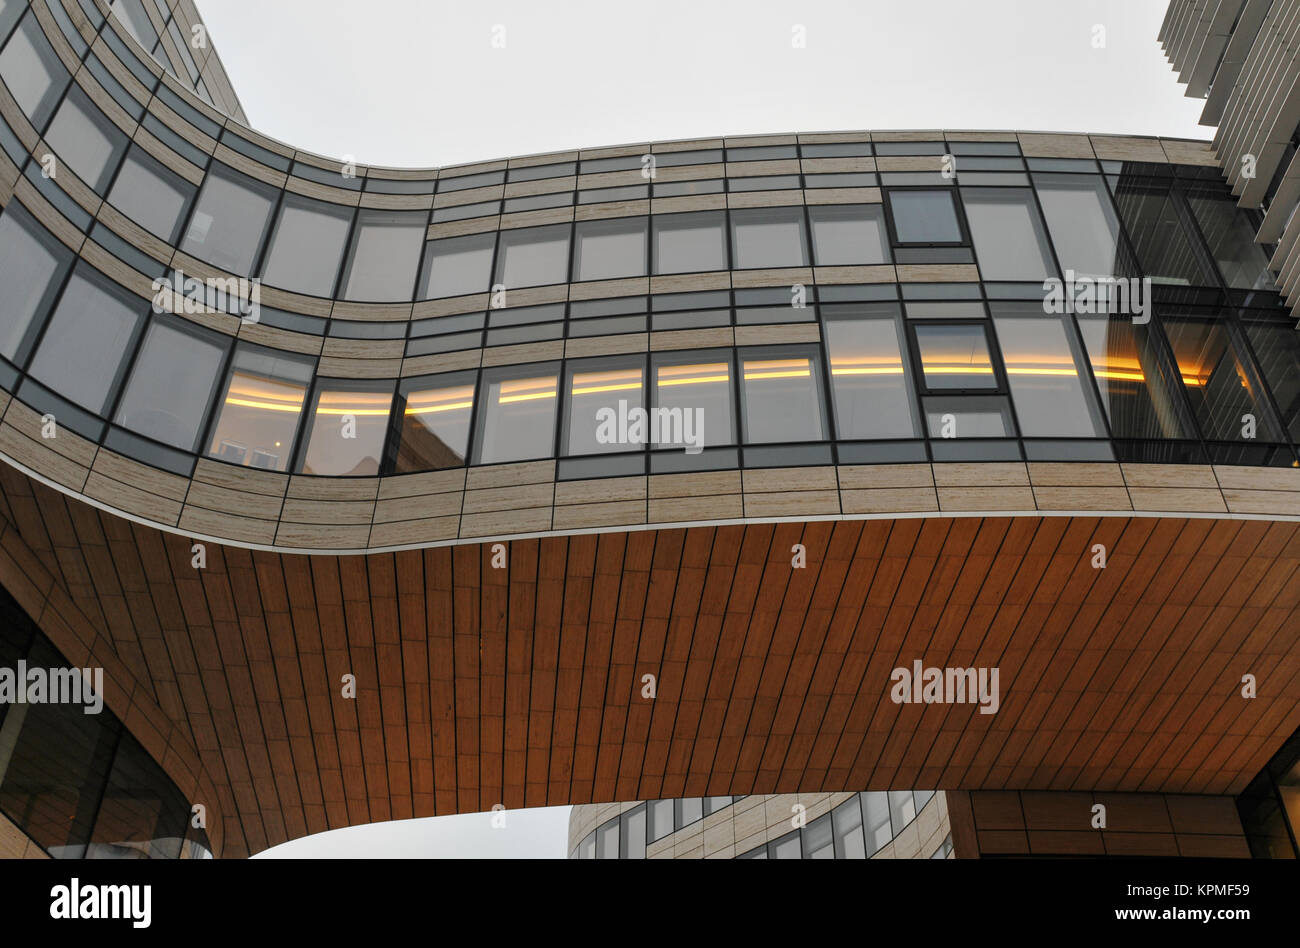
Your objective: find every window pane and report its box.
[595,820,619,859]
[962,188,1055,280]
[114,318,226,450]
[208,344,314,471]
[1186,192,1278,290]
[260,194,352,296]
[86,733,188,859]
[45,85,127,191]
[653,211,726,274]
[888,190,962,243]
[180,164,277,275]
[27,264,143,413]
[740,350,825,443]
[833,798,866,858]
[770,830,801,859]
[889,789,916,834]
[0,12,67,128]
[111,0,157,47]
[823,309,919,438]
[573,217,647,281]
[299,382,394,476]
[809,204,890,265]
[1162,317,1282,441]
[1034,173,1126,280]
[803,813,834,858]
[648,799,674,842]
[1077,318,1189,439]
[420,232,495,299]
[494,224,570,289]
[993,310,1103,437]
[0,205,73,363]
[565,357,645,456]
[394,371,476,472]
[577,832,595,859]
[677,797,703,826]
[861,791,891,852]
[341,210,425,301]
[924,395,1016,438]
[653,354,733,447]
[1110,182,1215,285]
[1244,323,1300,441]
[107,146,195,243]
[913,323,998,389]
[474,366,559,464]
[621,806,647,860]
[730,206,809,269]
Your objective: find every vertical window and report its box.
[85,733,189,859]
[1076,318,1189,440]
[652,352,734,448]
[572,217,647,282]
[861,791,892,852]
[207,344,314,471]
[419,232,495,299]
[803,814,834,859]
[107,146,196,243]
[564,356,645,456]
[113,317,228,451]
[823,306,919,438]
[730,206,810,269]
[0,12,67,129]
[298,381,394,476]
[652,211,726,274]
[648,799,674,842]
[1161,317,1282,441]
[0,205,74,364]
[260,194,353,296]
[1186,191,1278,290]
[676,797,703,826]
[912,323,999,389]
[833,797,867,858]
[887,190,962,243]
[739,348,826,443]
[992,307,1104,437]
[620,805,647,860]
[770,830,801,859]
[110,0,157,48]
[595,820,618,859]
[1110,181,1216,285]
[180,164,278,275]
[494,224,570,289]
[393,371,476,473]
[473,364,559,464]
[808,204,890,265]
[1033,173,1127,279]
[340,210,425,301]
[44,85,128,191]
[1243,323,1300,441]
[888,789,917,834]
[962,188,1056,280]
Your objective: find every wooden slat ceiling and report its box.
[0,462,1296,858]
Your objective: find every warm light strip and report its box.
[227,387,305,406]
[571,382,643,395]
[1093,370,1146,382]
[1005,368,1080,377]
[831,367,905,376]
[499,390,558,404]
[407,401,473,415]
[500,377,558,395]
[743,370,812,381]
[657,375,730,387]
[224,397,304,413]
[922,365,995,374]
[744,359,812,371]
[314,408,391,416]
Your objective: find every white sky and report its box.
[202,0,1205,857]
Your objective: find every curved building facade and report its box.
[0,0,1293,858]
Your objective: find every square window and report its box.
[493,224,570,289]
[887,190,962,244]
[107,146,196,243]
[298,382,394,476]
[208,344,314,472]
[260,194,353,296]
[44,85,128,191]
[113,317,228,451]
[730,206,809,269]
[564,357,645,456]
[651,352,734,449]
[0,204,74,364]
[420,232,496,299]
[924,395,1016,438]
[809,205,890,265]
[572,218,647,282]
[652,211,726,274]
[340,209,425,301]
[913,323,998,389]
[0,12,67,129]
[473,365,559,464]
[180,164,278,275]
[739,348,826,443]
[394,371,476,472]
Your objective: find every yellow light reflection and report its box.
[657,363,730,387]
[571,369,643,396]
[405,385,475,416]
[497,376,558,404]
[314,390,393,416]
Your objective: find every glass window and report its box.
[0,12,67,129]
[889,789,916,833]
[730,206,809,269]
[207,344,314,471]
[1110,181,1216,285]
[962,188,1056,281]
[823,307,920,439]
[419,232,496,299]
[1076,318,1189,440]
[1186,192,1277,290]
[111,0,157,48]
[577,832,595,859]
[26,263,144,413]
[676,797,703,827]
[114,317,227,451]
[703,796,732,816]
[44,85,128,191]
[1244,323,1300,441]
[833,797,866,858]
[808,205,890,265]
[992,308,1104,437]
[620,805,647,860]
[1034,173,1127,280]
[924,395,1016,438]
[913,323,998,389]
[595,820,619,859]
[572,217,647,281]
[770,830,801,859]
[340,209,425,301]
[0,205,74,364]
[861,791,891,852]
[259,194,352,296]
[393,371,476,473]
[652,211,726,274]
[473,364,559,464]
[564,356,645,456]
[298,381,394,476]
[803,813,834,858]
[493,224,569,289]
[180,164,277,275]
[648,799,674,842]
[1162,317,1283,442]
[652,352,734,448]
[86,733,189,859]
[887,190,962,243]
[107,146,196,243]
[740,348,826,443]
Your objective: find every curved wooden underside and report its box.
[0,460,1296,858]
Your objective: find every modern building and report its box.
[0,0,1294,860]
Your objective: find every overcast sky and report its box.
[209,0,1205,856]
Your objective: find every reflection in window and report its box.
[259,194,352,296]
[420,232,495,299]
[862,791,892,852]
[740,350,825,443]
[887,190,962,243]
[992,310,1103,437]
[474,366,559,464]
[113,317,227,451]
[1162,317,1282,442]
[494,224,570,289]
[107,146,196,243]
[648,799,674,842]
[652,211,726,274]
[1109,181,1215,285]
[924,396,1015,438]
[962,188,1056,281]
[340,210,426,301]
[0,204,73,364]
[0,12,67,129]
[1186,192,1277,290]
[393,371,476,472]
[45,85,128,191]
[1034,173,1128,279]
[208,344,314,471]
[1244,323,1300,441]
[565,358,645,456]
[833,797,866,858]
[808,205,890,265]
[180,164,277,275]
[913,323,998,389]
[652,354,733,447]
[730,207,809,269]
[804,814,834,858]
[1076,318,1188,440]
[572,218,647,282]
[299,382,394,476]
[85,733,189,859]
[823,308,919,438]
